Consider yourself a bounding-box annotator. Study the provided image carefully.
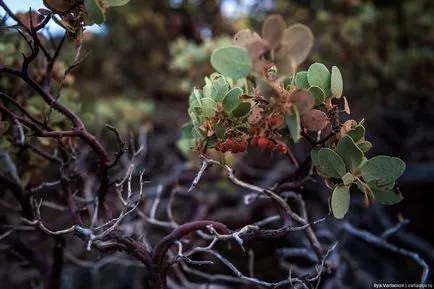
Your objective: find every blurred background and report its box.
[1,0,434,288]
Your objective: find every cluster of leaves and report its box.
[40,0,129,41]
[180,14,406,219]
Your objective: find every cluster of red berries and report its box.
[250,136,288,154]
[215,139,248,153]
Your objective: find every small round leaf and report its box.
[210,46,253,79]
[294,71,309,89]
[307,63,331,91]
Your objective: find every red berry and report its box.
[224,139,234,150]
[269,115,278,127]
[251,137,259,146]
[267,141,275,151]
[231,142,239,153]
[238,141,247,152]
[276,144,288,154]
[257,136,269,151]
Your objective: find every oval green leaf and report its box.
[307,63,331,91]
[308,86,325,105]
[294,71,309,89]
[210,46,252,80]
[223,87,242,113]
[318,148,346,178]
[332,184,351,219]
[362,156,406,186]
[201,97,217,118]
[331,66,343,98]
[231,102,251,118]
[336,135,364,173]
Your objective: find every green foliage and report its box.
[307,63,331,92]
[331,66,343,98]
[106,0,130,7]
[285,107,301,142]
[336,135,363,173]
[180,14,406,219]
[331,184,351,219]
[210,46,253,79]
[84,0,105,25]
[317,148,346,178]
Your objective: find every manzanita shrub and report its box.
[180,14,406,219]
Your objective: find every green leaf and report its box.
[177,138,195,158]
[201,97,217,118]
[318,148,347,178]
[222,87,242,113]
[362,156,406,186]
[105,0,129,6]
[337,135,364,173]
[182,123,194,139]
[231,102,251,118]
[295,71,309,89]
[284,106,301,142]
[331,66,343,98]
[308,86,325,105]
[311,147,320,167]
[210,46,252,79]
[342,173,355,186]
[84,0,105,24]
[189,88,203,106]
[331,184,351,219]
[203,75,229,102]
[346,125,365,143]
[215,124,226,139]
[307,63,331,91]
[369,184,403,205]
[358,141,373,153]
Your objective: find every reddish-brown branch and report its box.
[152,220,230,288]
